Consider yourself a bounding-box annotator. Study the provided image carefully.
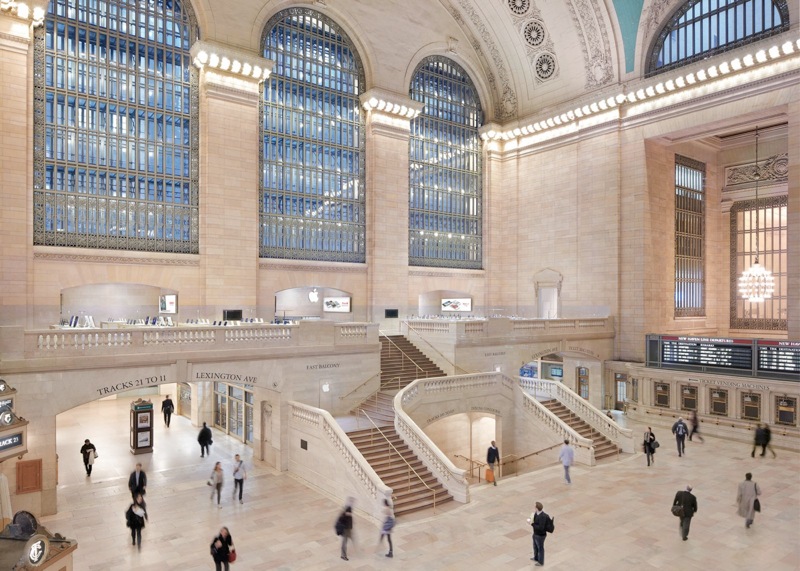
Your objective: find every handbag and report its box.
[206,479,213,486]
[229,550,237,563]
[754,498,761,512]
[652,441,660,449]
[671,504,684,517]
[93,450,99,459]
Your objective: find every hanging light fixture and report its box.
[738,127,775,303]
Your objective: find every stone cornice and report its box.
[33,251,200,266]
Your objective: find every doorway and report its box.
[614,373,627,410]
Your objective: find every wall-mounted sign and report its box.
[0,432,23,453]
[323,297,351,313]
[159,294,178,314]
[441,298,471,312]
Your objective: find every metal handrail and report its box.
[379,332,428,377]
[339,371,381,401]
[381,376,403,392]
[453,454,487,482]
[399,322,471,375]
[358,409,437,513]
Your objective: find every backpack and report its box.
[676,423,686,436]
[545,515,555,533]
[334,513,346,536]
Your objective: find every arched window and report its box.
[409,57,483,269]
[260,9,366,262]
[647,0,789,76]
[34,0,200,253]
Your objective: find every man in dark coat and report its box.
[671,417,688,457]
[673,485,698,540]
[751,423,766,457]
[486,440,500,486]
[198,422,213,457]
[79,438,96,476]
[161,395,175,427]
[128,463,147,500]
[528,501,552,566]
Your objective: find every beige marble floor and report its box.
[40,398,800,570]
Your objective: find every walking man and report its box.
[558,439,574,484]
[161,395,175,427]
[672,417,688,456]
[486,440,500,486]
[198,422,213,458]
[79,438,96,476]
[736,472,761,528]
[128,463,147,500]
[688,410,704,443]
[232,454,246,504]
[672,485,697,540]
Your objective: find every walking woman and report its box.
[209,461,224,507]
[643,427,657,467]
[210,526,235,571]
[125,493,148,549]
[736,472,761,528]
[379,498,395,558]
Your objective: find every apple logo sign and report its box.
[308,288,319,302]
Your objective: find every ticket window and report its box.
[577,367,589,399]
[680,385,697,412]
[741,393,761,421]
[776,396,797,426]
[654,383,670,408]
[709,389,728,416]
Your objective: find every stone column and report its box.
[361,90,423,329]
[191,42,272,318]
[787,101,799,339]
[0,14,33,326]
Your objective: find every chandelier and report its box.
[737,127,774,303]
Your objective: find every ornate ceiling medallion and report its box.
[508,0,530,16]
[535,53,556,80]
[524,20,546,47]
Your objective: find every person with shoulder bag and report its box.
[210,526,235,570]
[526,501,554,566]
[643,427,657,467]
[736,472,761,528]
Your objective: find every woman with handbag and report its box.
[643,427,657,467]
[209,462,224,507]
[210,526,235,571]
[736,472,761,528]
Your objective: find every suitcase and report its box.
[485,467,494,483]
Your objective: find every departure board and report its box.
[757,341,800,373]
[661,336,753,370]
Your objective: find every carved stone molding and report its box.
[442,0,518,119]
[33,252,200,266]
[506,0,558,84]
[408,269,483,278]
[725,153,789,187]
[642,0,677,37]
[259,262,367,274]
[565,0,614,88]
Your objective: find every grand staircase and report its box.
[541,399,620,461]
[346,334,451,516]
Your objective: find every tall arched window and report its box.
[409,57,483,269]
[34,0,200,253]
[647,0,789,76]
[260,9,366,262]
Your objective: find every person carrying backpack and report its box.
[527,501,554,566]
[335,504,354,561]
[672,417,688,457]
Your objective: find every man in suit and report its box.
[161,395,175,427]
[128,463,147,500]
[673,485,698,540]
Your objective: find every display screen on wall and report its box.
[159,294,178,314]
[550,367,563,377]
[441,298,471,312]
[323,297,351,313]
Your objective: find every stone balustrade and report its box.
[11,322,378,360]
[288,401,392,521]
[403,316,614,341]
[521,378,635,453]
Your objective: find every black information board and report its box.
[661,336,753,370]
[757,342,800,373]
